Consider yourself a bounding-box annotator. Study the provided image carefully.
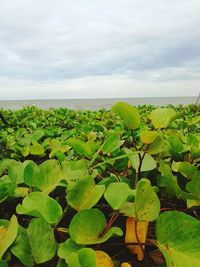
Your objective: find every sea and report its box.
[0,96,198,110]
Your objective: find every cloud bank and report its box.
[0,0,199,99]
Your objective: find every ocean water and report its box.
[0,97,197,110]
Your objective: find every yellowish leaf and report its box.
[121,262,132,267]
[125,217,148,261]
[96,250,114,267]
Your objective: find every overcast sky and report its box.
[0,0,200,100]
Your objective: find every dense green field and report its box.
[0,103,200,267]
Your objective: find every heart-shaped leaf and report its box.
[16,192,63,225]
[69,209,123,244]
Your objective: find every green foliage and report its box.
[16,192,63,225]
[156,211,200,267]
[101,133,123,154]
[0,103,200,266]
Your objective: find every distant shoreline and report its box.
[0,96,197,110]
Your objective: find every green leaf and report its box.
[156,211,200,267]
[77,248,96,267]
[67,138,95,158]
[140,131,159,144]
[135,178,160,222]
[69,209,123,244]
[30,141,45,156]
[158,161,187,199]
[172,161,198,179]
[125,149,157,173]
[35,160,63,194]
[112,102,140,130]
[186,173,200,200]
[119,202,136,217]
[57,260,68,267]
[67,253,81,267]
[24,161,39,187]
[0,260,8,267]
[67,178,105,211]
[0,215,18,259]
[61,160,89,182]
[63,248,97,267]
[104,182,134,210]
[58,238,84,264]
[149,108,177,129]
[0,179,16,203]
[101,133,123,154]
[27,218,57,264]
[148,136,166,155]
[11,226,34,267]
[168,136,184,159]
[31,129,45,141]
[16,192,63,225]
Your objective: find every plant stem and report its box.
[99,212,119,237]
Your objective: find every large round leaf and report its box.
[67,178,105,211]
[149,108,177,129]
[156,211,200,267]
[112,102,140,130]
[16,192,63,225]
[69,209,123,244]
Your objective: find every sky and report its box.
[0,0,200,100]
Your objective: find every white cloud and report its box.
[0,0,199,99]
[0,74,199,100]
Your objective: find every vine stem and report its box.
[134,152,146,189]
[99,212,119,237]
[134,220,145,257]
